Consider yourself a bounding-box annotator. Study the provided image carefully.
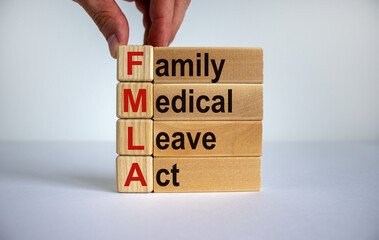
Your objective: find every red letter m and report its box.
[124,89,146,113]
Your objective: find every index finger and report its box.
[147,0,175,46]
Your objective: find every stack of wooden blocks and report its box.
[116,46,263,193]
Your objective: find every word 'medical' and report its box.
[156,89,232,113]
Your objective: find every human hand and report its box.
[74,0,191,58]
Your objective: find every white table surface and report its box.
[0,141,378,240]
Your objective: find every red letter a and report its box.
[127,52,144,75]
[124,89,146,113]
[124,163,147,186]
[128,127,144,150]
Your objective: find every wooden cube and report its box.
[153,47,263,83]
[117,83,153,118]
[154,156,261,192]
[154,84,263,120]
[117,156,153,192]
[153,121,262,157]
[117,45,153,81]
[117,119,153,155]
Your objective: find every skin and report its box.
[74,0,191,58]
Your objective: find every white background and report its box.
[0,0,378,142]
[1,142,378,240]
[1,1,378,240]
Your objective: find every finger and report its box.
[134,0,151,30]
[74,0,129,58]
[169,0,191,45]
[143,21,152,45]
[147,0,175,46]
[133,0,151,45]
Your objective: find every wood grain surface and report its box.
[117,45,153,81]
[154,156,261,192]
[153,121,262,156]
[117,156,153,192]
[117,82,153,118]
[153,47,263,83]
[154,84,263,120]
[117,119,153,155]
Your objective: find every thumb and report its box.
[74,0,129,58]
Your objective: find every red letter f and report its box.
[127,52,144,75]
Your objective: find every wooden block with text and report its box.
[154,157,261,192]
[117,45,153,81]
[154,121,262,156]
[153,47,263,83]
[117,83,153,118]
[117,156,153,192]
[117,119,153,155]
[154,84,263,120]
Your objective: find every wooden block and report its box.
[117,83,153,118]
[154,156,261,192]
[117,45,153,82]
[154,121,262,156]
[154,84,263,120]
[153,47,263,83]
[117,156,153,192]
[117,119,153,155]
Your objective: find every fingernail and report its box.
[107,34,119,59]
